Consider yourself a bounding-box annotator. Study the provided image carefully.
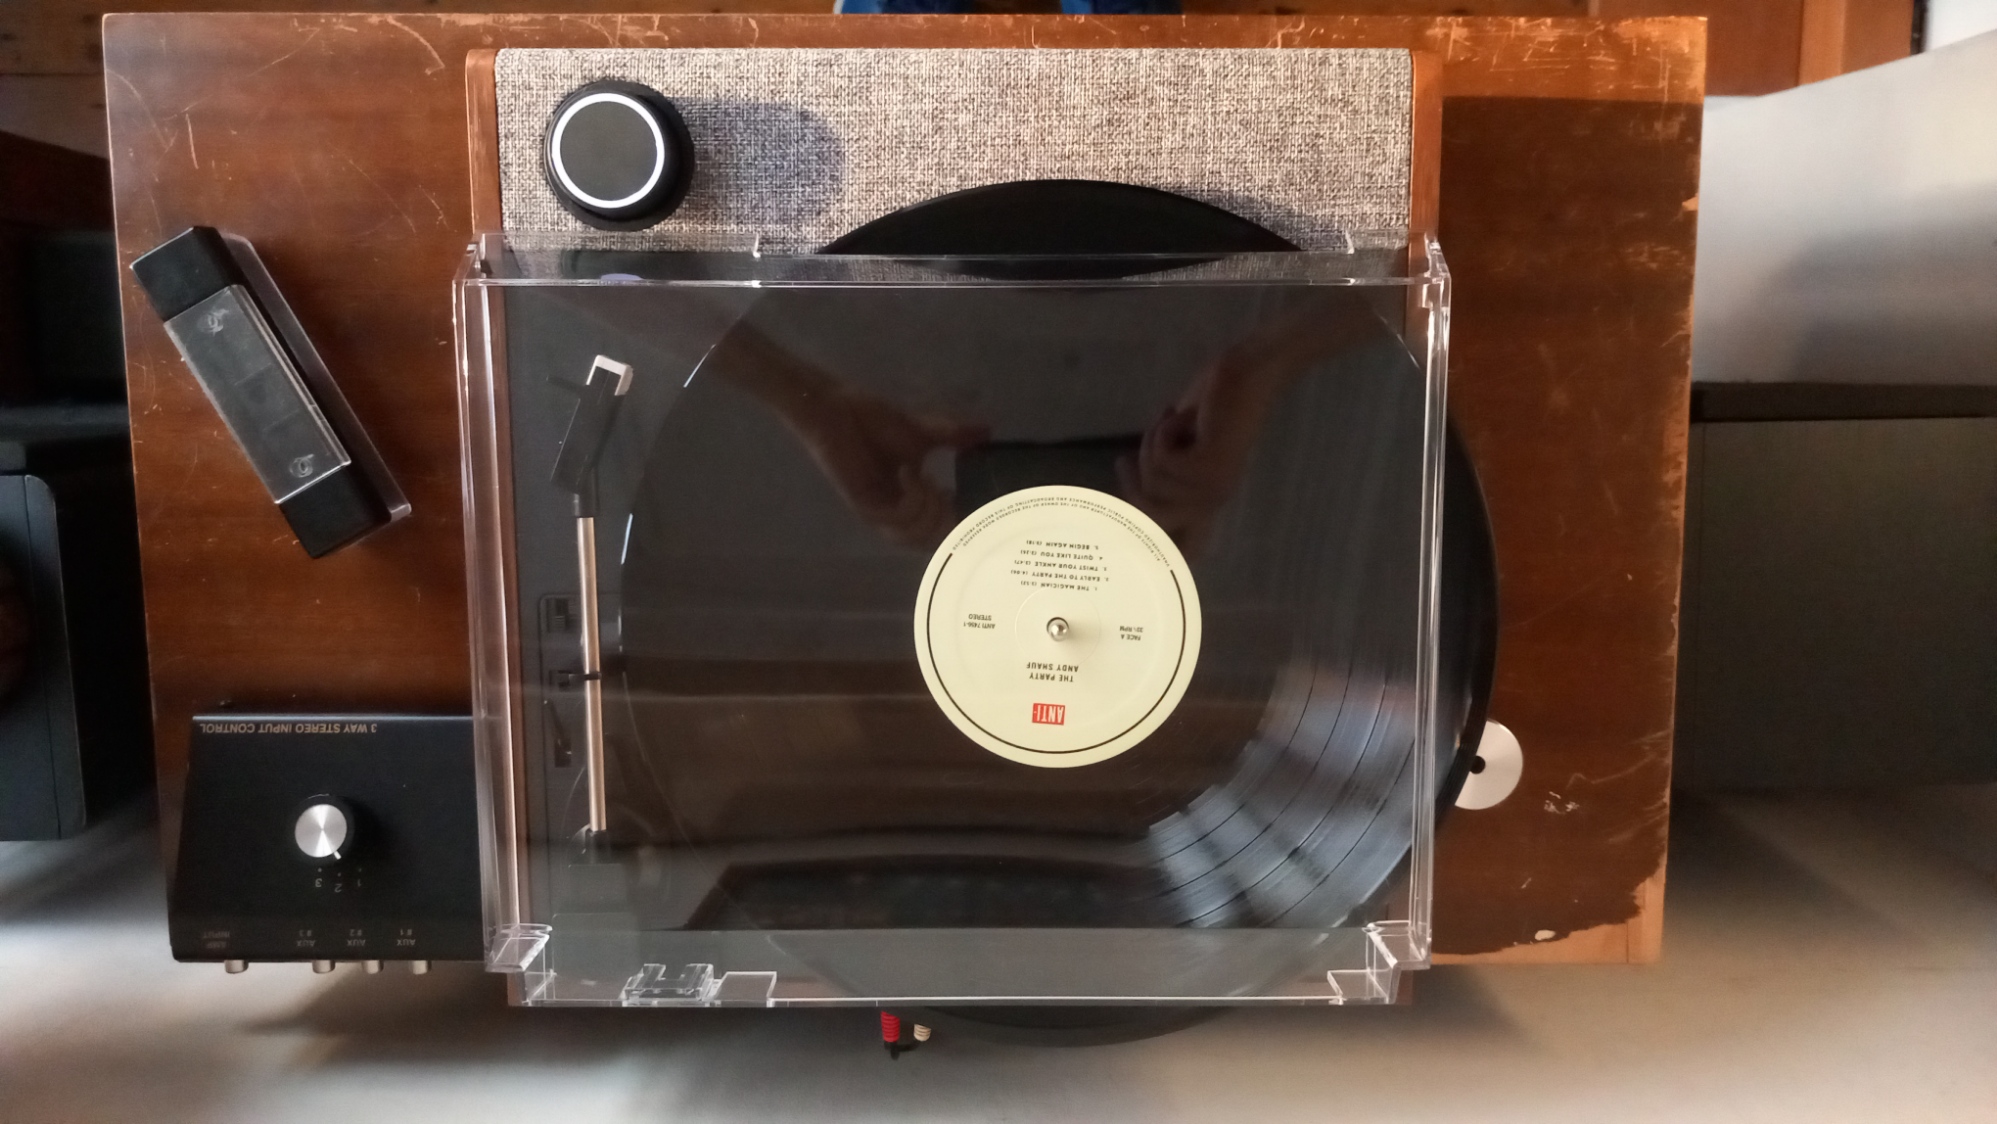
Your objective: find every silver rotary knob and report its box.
[294,798,351,863]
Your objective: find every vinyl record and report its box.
[604,181,1497,945]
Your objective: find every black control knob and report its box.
[543,80,694,231]
[293,796,352,863]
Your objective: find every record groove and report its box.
[602,181,1497,946]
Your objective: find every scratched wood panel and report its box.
[1595,0,1807,93]
[9,0,1892,94]
[1799,0,1915,82]
[4,0,829,74]
[105,13,1699,960]
[9,0,1592,75]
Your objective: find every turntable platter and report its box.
[602,181,1493,935]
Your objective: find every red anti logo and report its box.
[1032,703,1066,725]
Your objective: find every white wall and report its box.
[1927,0,1997,48]
[1692,32,1997,384]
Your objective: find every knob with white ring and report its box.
[543,80,695,230]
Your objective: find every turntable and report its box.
[113,15,1701,1022]
[454,46,1488,1007]
[113,15,1702,1013]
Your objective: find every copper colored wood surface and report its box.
[1407,51,1441,241]
[8,1,834,74]
[465,51,503,234]
[1831,0,1916,73]
[7,0,1889,98]
[106,13,1700,960]
[1800,0,1914,83]
[14,1,1590,75]
[1435,70,1702,958]
[1595,0,1807,93]
[1590,0,1910,92]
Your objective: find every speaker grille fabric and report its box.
[495,48,1412,251]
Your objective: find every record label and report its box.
[914,485,1202,768]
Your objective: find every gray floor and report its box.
[3,789,1995,1124]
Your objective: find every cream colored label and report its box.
[913,485,1201,768]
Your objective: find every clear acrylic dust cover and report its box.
[454,238,1454,1006]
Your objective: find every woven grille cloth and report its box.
[495,48,1412,252]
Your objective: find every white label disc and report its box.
[913,485,1202,768]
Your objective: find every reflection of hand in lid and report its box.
[705,323,986,547]
[1118,293,1381,553]
[787,386,986,547]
